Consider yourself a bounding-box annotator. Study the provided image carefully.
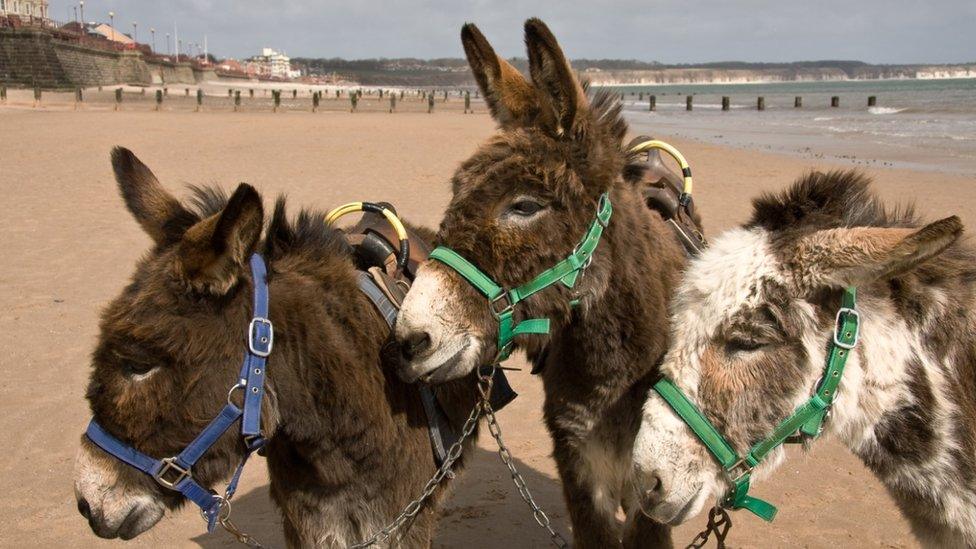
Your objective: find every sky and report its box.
[59,1,976,64]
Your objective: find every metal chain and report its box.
[482,398,570,548]
[218,362,569,549]
[686,506,731,549]
[346,372,492,548]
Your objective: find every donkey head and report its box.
[395,19,626,383]
[74,148,264,540]
[631,172,962,525]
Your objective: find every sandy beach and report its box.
[2,98,974,548]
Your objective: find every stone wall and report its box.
[0,28,154,89]
[145,59,196,85]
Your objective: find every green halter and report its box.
[429,193,612,362]
[653,287,859,522]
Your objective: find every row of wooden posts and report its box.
[10,85,476,114]
[641,92,878,111]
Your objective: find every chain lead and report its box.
[686,506,732,549]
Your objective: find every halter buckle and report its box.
[725,458,753,485]
[833,307,859,350]
[248,317,274,357]
[489,292,514,318]
[154,457,191,489]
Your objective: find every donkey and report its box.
[632,171,976,547]
[73,147,482,547]
[394,19,684,547]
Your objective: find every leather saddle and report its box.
[625,136,707,256]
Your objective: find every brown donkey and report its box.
[633,172,976,547]
[395,20,684,547]
[73,148,482,547]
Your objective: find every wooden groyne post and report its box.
[1,85,6,103]
[831,96,840,107]
[757,96,765,111]
[464,90,471,113]
[428,93,435,113]
[273,90,281,112]
[648,95,656,111]
[794,96,802,108]
[868,96,877,107]
[390,93,397,113]
[686,95,693,111]
[350,92,358,112]
[196,89,203,112]
[721,96,730,111]
[292,89,297,99]
[114,88,122,111]
[234,90,241,112]
[33,87,41,108]
[155,89,163,111]
[249,89,254,98]
[74,88,83,109]
[185,88,189,96]
[312,91,320,112]
[228,89,233,97]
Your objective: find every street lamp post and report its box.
[79,1,84,25]
[166,33,170,56]
[150,28,155,54]
[178,39,182,61]
[108,12,114,43]
[132,22,137,44]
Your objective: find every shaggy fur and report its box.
[75,148,480,547]
[633,171,976,547]
[397,19,687,547]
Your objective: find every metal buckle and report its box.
[489,292,514,318]
[833,307,860,350]
[247,317,273,357]
[154,457,191,489]
[725,458,753,485]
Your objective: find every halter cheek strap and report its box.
[85,253,273,533]
[429,193,612,361]
[653,287,860,522]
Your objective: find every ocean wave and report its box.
[868,106,907,115]
[814,116,835,121]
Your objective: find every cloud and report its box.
[64,0,976,63]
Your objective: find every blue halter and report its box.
[84,253,273,533]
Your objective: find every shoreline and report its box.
[594,75,976,88]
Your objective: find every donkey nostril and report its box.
[400,331,432,361]
[77,497,92,521]
[641,472,666,507]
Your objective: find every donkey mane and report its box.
[748,170,919,232]
[182,184,354,268]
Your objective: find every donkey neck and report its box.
[824,279,976,545]
[539,185,687,393]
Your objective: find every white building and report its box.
[249,48,291,79]
[0,0,48,19]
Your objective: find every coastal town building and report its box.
[85,23,134,45]
[0,0,48,19]
[248,48,293,79]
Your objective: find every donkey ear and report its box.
[175,183,264,295]
[524,18,587,136]
[792,216,963,289]
[111,147,192,245]
[461,22,536,128]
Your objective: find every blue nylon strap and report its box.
[85,421,161,474]
[85,420,225,532]
[242,254,271,438]
[175,404,244,467]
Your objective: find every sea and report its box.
[598,79,976,176]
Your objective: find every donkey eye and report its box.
[725,338,766,355]
[507,200,545,217]
[123,359,157,376]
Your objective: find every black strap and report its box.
[355,271,460,467]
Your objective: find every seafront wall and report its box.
[0,28,221,89]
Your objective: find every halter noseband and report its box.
[84,253,273,533]
[653,287,860,521]
[429,192,612,362]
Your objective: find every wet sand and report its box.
[2,101,974,548]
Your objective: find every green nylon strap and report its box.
[428,247,504,300]
[429,193,612,356]
[652,287,859,523]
